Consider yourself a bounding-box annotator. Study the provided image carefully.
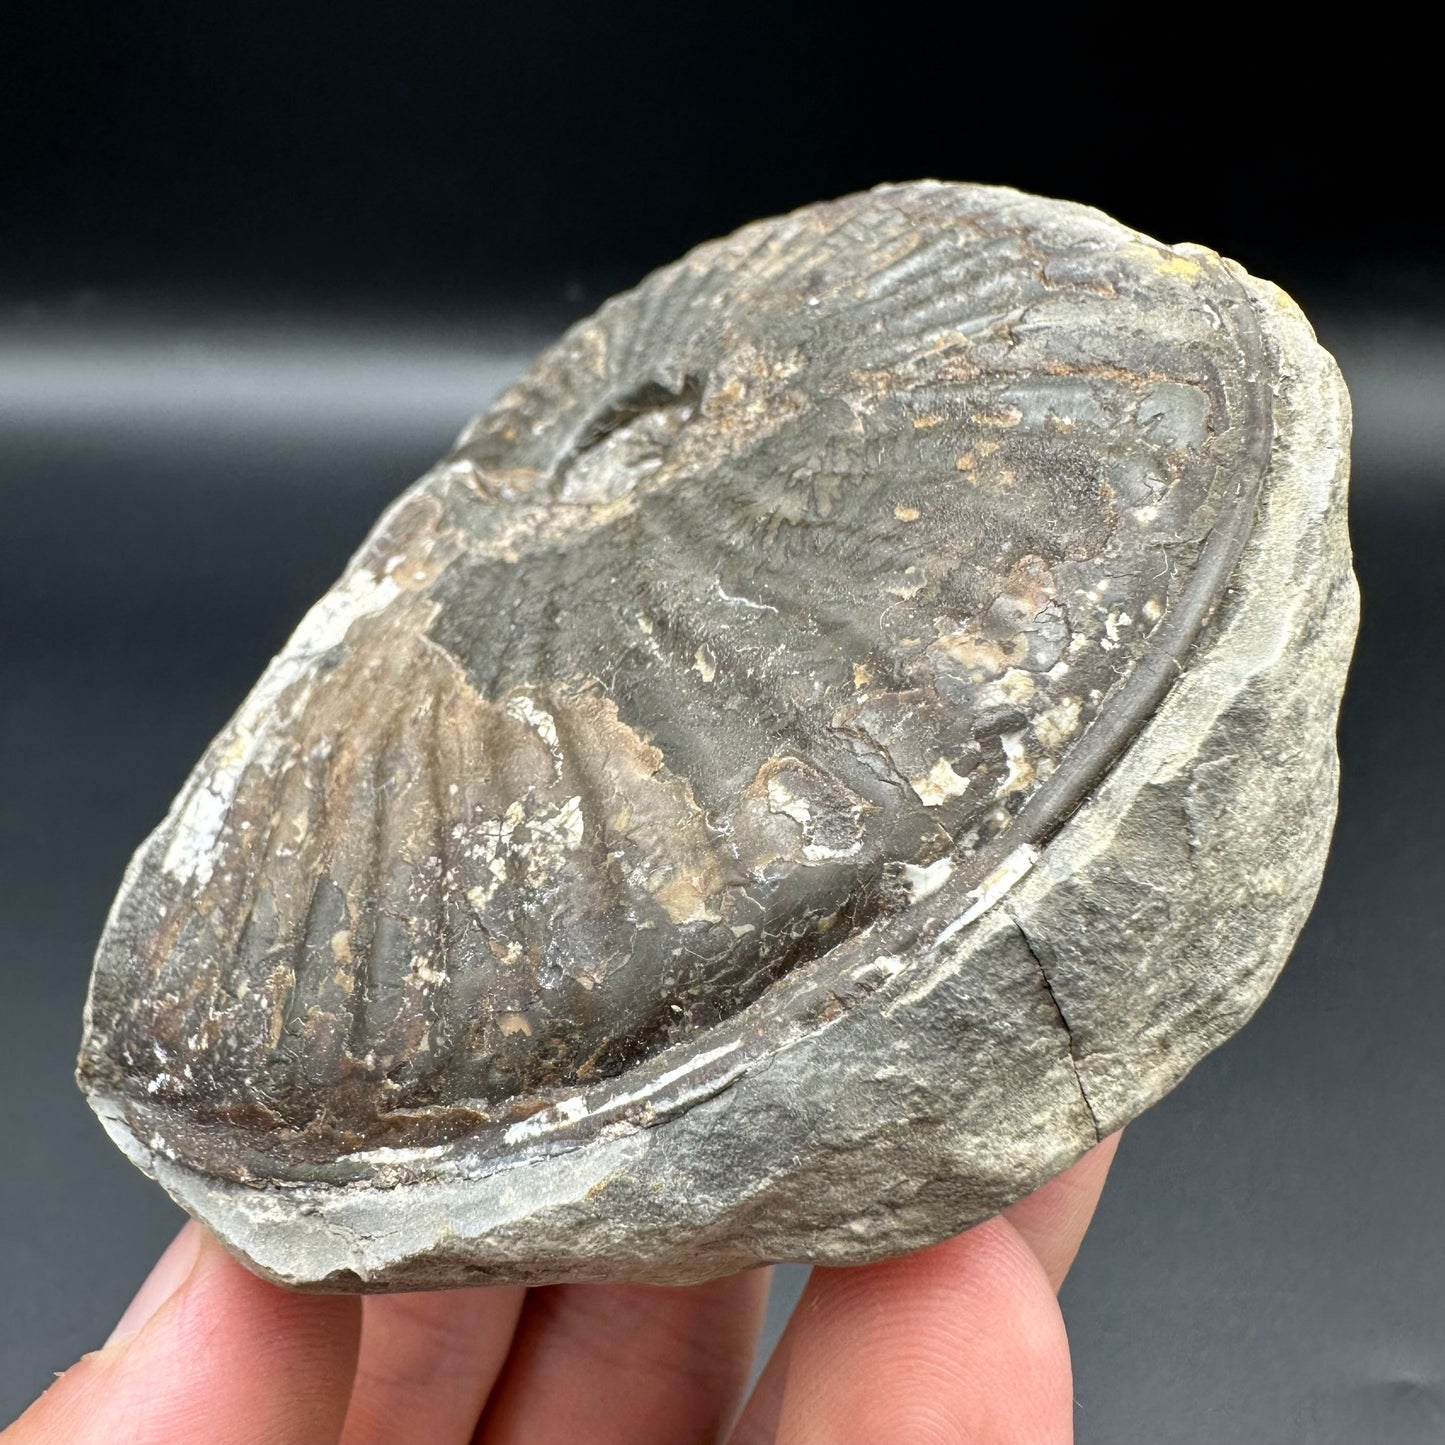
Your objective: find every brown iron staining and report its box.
[81,183,1269,1175]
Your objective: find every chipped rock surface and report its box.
[78,183,1356,1289]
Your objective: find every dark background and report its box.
[3,7,1441,1438]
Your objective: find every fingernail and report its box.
[105,1221,204,1348]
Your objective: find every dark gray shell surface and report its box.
[79,182,1356,1289]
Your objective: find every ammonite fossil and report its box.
[78,182,1357,1289]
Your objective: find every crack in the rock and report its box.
[1005,907,1101,1142]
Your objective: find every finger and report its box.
[730,1136,1119,1443]
[477,1269,772,1445]
[5,1223,360,1445]
[738,1219,1072,1445]
[1003,1131,1122,1290]
[340,1286,525,1445]
[727,1328,793,1445]
[105,1222,206,1347]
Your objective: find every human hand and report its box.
[4,1133,1118,1443]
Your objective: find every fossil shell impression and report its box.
[79,182,1357,1289]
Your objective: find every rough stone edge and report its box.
[1005,261,1358,1136]
[88,259,1357,1290]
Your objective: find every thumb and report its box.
[5,1223,360,1444]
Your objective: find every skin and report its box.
[4,1133,1119,1444]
